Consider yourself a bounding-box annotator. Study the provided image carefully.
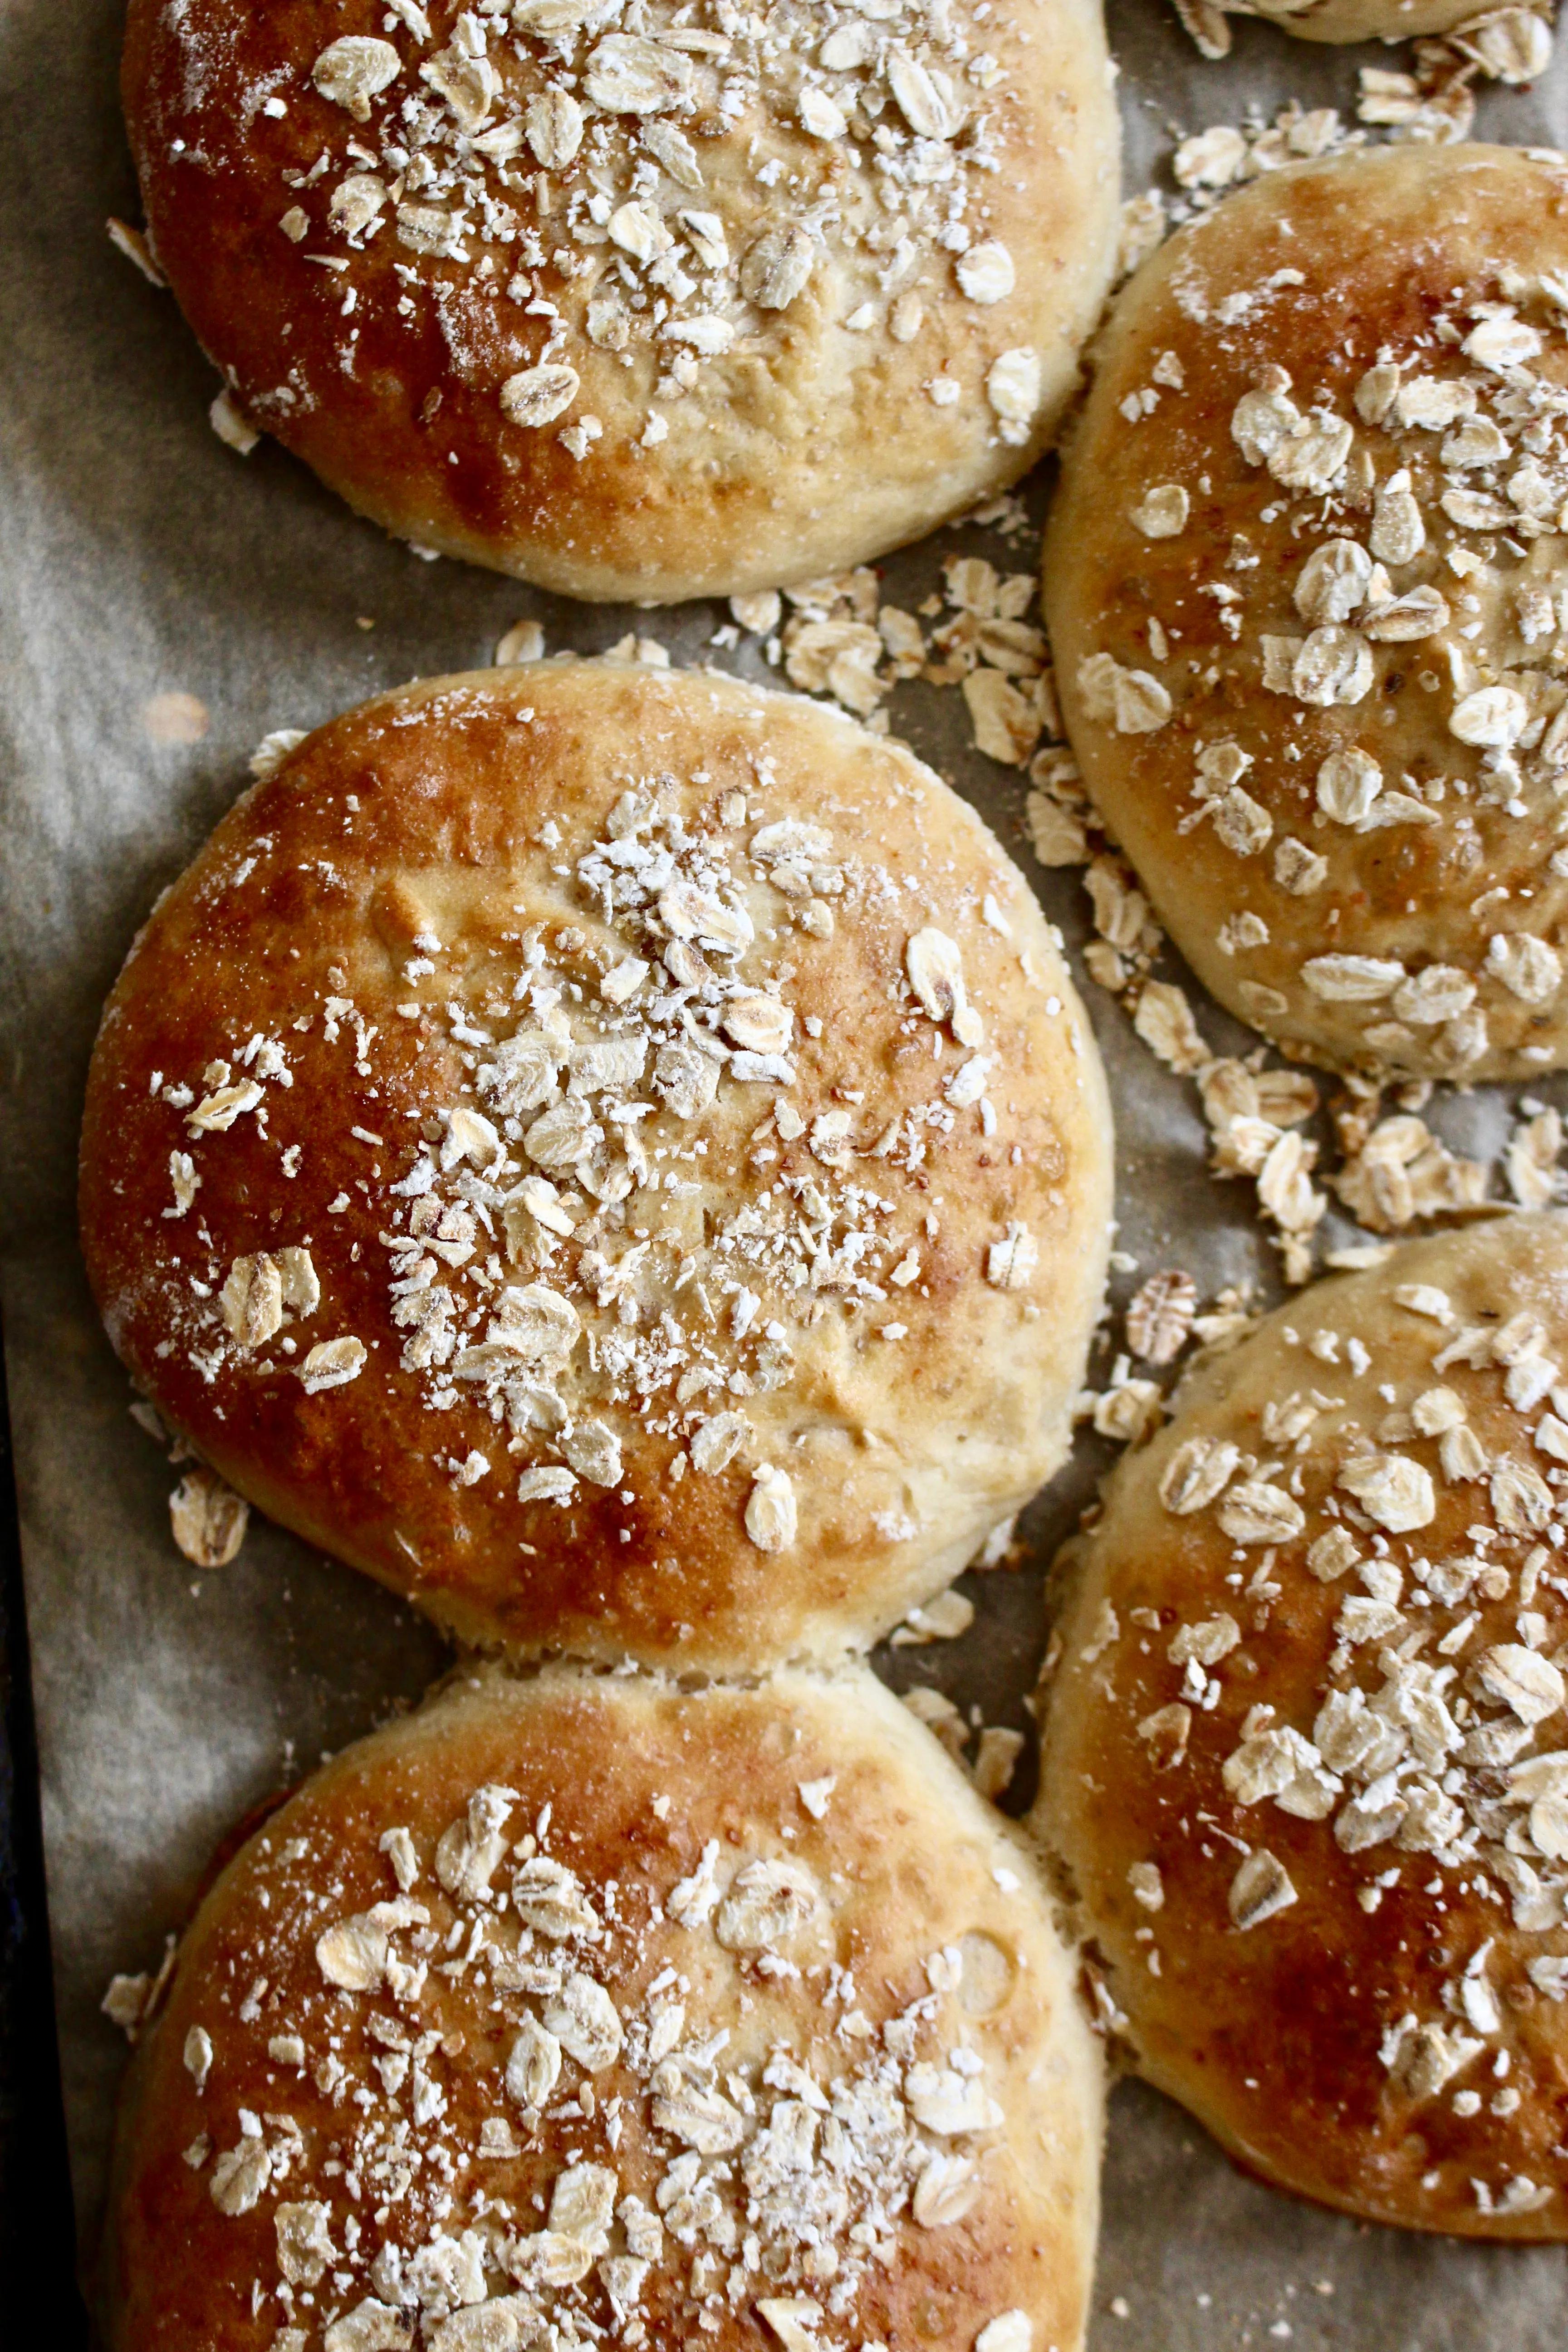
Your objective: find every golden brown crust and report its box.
[121,0,1118,602]
[78,661,1112,1671]
[103,1661,1103,2352]
[1045,145,1568,1083]
[1034,1214,1568,2239]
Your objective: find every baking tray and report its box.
[4,0,1568,2337]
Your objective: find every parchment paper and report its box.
[5,0,1568,2337]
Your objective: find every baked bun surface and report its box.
[103,1661,1103,2352]
[1034,1214,1568,2238]
[79,661,1112,1671]
[1044,144,1568,1084]
[121,0,1118,603]
[1237,0,1486,41]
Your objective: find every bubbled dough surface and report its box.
[1045,145,1568,1084]
[122,0,1119,603]
[78,661,1112,1673]
[105,1660,1103,2352]
[1034,1215,1568,2239]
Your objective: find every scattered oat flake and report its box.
[1117,189,1168,279]
[169,1466,249,1568]
[250,728,305,780]
[1092,1375,1164,1444]
[972,1726,1025,1802]
[1127,1270,1197,1366]
[963,669,1040,765]
[902,1685,969,1759]
[496,617,545,666]
[107,215,166,285]
[1024,789,1089,869]
[894,1590,976,1645]
[1508,1107,1563,1208]
[210,389,260,454]
[1133,981,1207,1076]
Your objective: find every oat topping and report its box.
[1054,147,1568,1093]
[117,1700,1048,2350]
[113,701,1066,1578]
[1070,1230,1568,2219]
[150,0,1055,475]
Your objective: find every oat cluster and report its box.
[1064,1239,1568,2221]
[371,789,1011,1535]
[1087,289,1568,1064]
[144,1750,1035,2350]
[1045,147,1568,1093]
[223,0,1045,460]
[88,0,1568,2317]
[130,691,1066,1577]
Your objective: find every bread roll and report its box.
[121,0,1119,602]
[1045,145,1568,1083]
[79,661,1112,1670]
[102,1660,1103,2351]
[1035,1215,1568,2237]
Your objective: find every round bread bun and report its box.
[120,0,1119,604]
[1033,1213,1568,2238]
[101,1659,1103,2352]
[1044,144,1568,1085]
[79,660,1112,1671]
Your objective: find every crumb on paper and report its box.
[142,691,210,747]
